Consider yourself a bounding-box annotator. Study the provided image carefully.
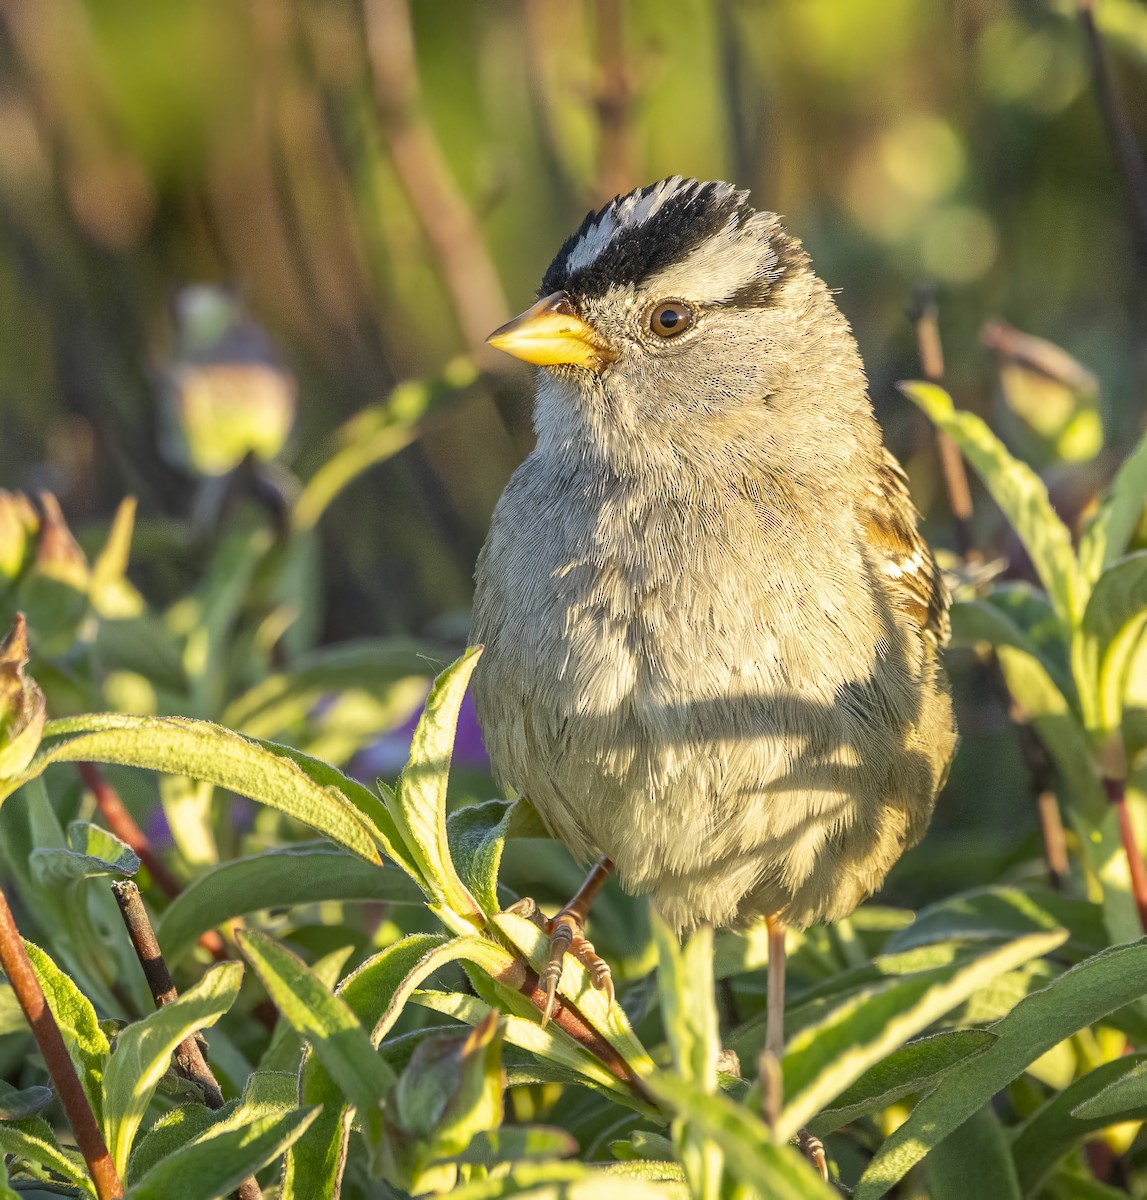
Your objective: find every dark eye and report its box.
[648,301,694,338]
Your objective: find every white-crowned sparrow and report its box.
[471,178,957,1042]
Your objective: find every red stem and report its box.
[1108,778,1147,934]
[0,885,123,1199]
[78,762,227,960]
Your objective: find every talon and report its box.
[797,1128,828,1182]
[540,972,559,1028]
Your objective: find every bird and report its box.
[470,177,957,1079]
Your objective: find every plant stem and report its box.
[80,762,227,959]
[0,885,123,1200]
[110,881,263,1200]
[1105,778,1147,935]
[909,284,977,561]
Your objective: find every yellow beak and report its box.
[486,292,618,372]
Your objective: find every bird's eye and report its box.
[648,301,694,339]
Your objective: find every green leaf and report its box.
[6,713,383,863]
[1079,427,1147,585]
[392,648,484,922]
[126,1103,228,1184]
[236,928,394,1166]
[776,929,1065,1142]
[856,938,1147,1199]
[156,842,424,962]
[1010,1053,1147,1195]
[453,1125,578,1165]
[1071,1055,1147,1120]
[1076,550,1147,735]
[283,931,528,1198]
[102,960,243,1177]
[443,1160,687,1199]
[0,1080,53,1121]
[924,1104,1021,1200]
[645,1072,837,1199]
[23,940,110,1122]
[410,989,640,1101]
[29,820,139,888]
[386,1012,506,1186]
[884,887,1105,959]
[126,1107,319,1200]
[447,798,517,914]
[808,1029,997,1136]
[654,917,719,1091]
[900,381,1082,624]
[0,1116,92,1195]
[654,919,722,1199]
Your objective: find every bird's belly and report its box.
[472,485,945,933]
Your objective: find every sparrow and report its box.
[470,178,957,1061]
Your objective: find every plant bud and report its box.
[0,614,46,779]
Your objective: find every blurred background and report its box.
[0,0,1145,906]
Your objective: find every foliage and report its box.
[2,1,1147,1197]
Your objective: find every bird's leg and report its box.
[765,913,786,1064]
[507,856,614,1026]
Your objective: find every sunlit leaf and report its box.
[157,842,424,962]
[103,961,244,1177]
[900,381,1082,624]
[808,1029,997,1135]
[237,928,394,1169]
[0,1116,92,1194]
[391,648,484,923]
[1011,1053,1147,1195]
[776,929,1065,1142]
[5,713,383,863]
[1079,427,1147,585]
[857,938,1147,1198]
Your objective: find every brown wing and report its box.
[863,449,950,647]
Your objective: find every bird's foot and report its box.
[797,1128,829,1182]
[506,896,614,1027]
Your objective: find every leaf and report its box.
[126,1107,319,1200]
[282,931,529,1199]
[126,1103,228,1184]
[29,820,139,889]
[6,713,383,863]
[1010,1053,1147,1195]
[1079,427,1147,585]
[900,381,1082,624]
[1075,550,1147,735]
[156,842,425,962]
[23,940,110,1122]
[0,1080,53,1121]
[392,648,484,922]
[654,919,722,1199]
[924,1104,1022,1200]
[884,887,1106,959]
[447,798,517,914]
[453,1126,578,1165]
[102,960,244,1177]
[0,1116,92,1194]
[808,1029,997,1136]
[410,989,639,1100]
[776,929,1065,1142]
[644,1072,837,1199]
[237,928,394,1166]
[856,938,1147,1199]
[443,1161,687,1199]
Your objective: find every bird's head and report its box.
[487,177,876,483]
